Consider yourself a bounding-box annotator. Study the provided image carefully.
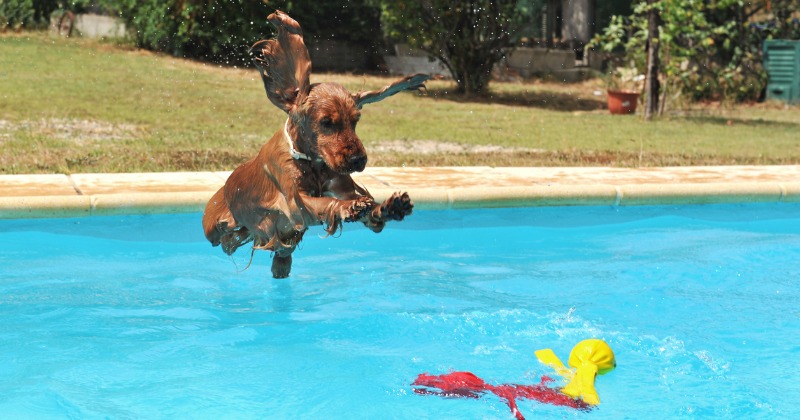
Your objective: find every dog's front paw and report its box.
[380,191,413,221]
[342,196,375,222]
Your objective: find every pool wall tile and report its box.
[782,182,800,202]
[0,195,92,218]
[619,183,785,205]
[90,192,208,215]
[446,185,619,208]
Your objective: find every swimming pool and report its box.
[1,203,798,418]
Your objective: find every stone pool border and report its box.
[1,166,798,218]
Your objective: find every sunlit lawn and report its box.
[1,33,798,174]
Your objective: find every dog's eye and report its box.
[320,117,334,128]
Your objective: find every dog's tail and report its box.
[202,187,252,255]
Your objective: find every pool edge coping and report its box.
[2,166,799,218]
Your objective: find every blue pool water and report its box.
[1,204,799,418]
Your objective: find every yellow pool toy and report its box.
[535,338,616,405]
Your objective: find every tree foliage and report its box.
[1,0,60,30]
[590,0,800,103]
[373,0,536,95]
[15,1,381,66]
[65,0,281,65]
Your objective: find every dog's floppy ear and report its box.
[250,10,311,113]
[353,74,431,108]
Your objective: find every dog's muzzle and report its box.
[349,154,367,172]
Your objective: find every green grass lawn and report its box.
[1,33,799,174]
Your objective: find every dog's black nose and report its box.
[349,155,367,172]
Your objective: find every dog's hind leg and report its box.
[271,253,292,278]
[202,187,251,253]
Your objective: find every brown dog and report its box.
[202,11,430,278]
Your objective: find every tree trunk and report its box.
[450,47,495,96]
[545,0,558,49]
[644,0,660,120]
[454,66,491,96]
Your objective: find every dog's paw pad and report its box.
[381,192,413,221]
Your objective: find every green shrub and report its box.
[589,0,800,104]
[371,0,537,95]
[65,0,381,67]
[1,0,60,30]
[82,0,276,66]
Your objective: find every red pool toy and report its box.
[412,371,589,419]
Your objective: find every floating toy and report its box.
[412,339,614,418]
[535,338,616,405]
[412,371,588,420]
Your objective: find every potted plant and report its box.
[586,15,646,115]
[606,66,644,114]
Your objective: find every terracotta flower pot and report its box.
[607,89,640,115]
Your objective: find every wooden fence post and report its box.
[645,0,661,120]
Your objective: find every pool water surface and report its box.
[1,204,799,418]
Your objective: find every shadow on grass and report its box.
[423,87,607,112]
[370,150,800,167]
[675,114,800,129]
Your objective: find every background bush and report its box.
[1,0,60,30]
[60,0,381,67]
[371,0,538,95]
[590,0,800,103]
